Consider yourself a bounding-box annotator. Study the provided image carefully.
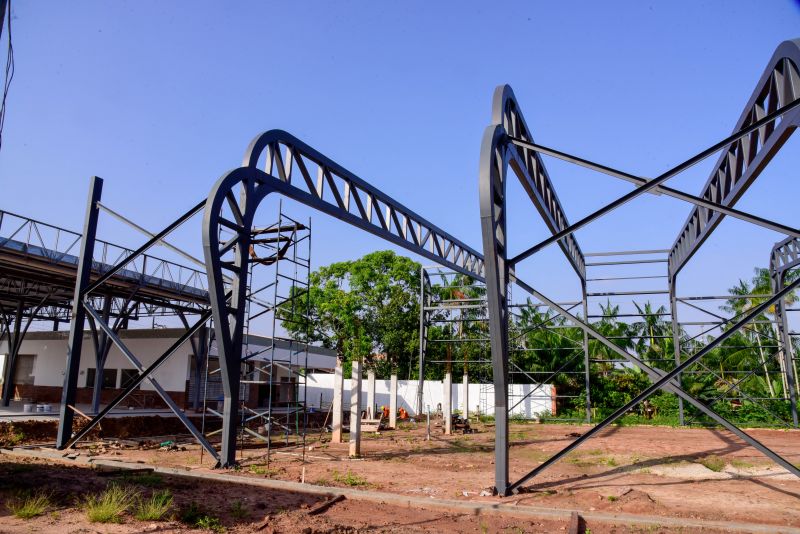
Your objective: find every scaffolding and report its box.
[417,266,583,424]
[200,202,312,466]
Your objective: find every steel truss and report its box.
[480,39,800,495]
[203,130,488,466]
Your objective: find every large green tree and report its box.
[281,250,421,377]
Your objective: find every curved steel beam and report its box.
[203,131,487,466]
[492,86,586,279]
[670,39,800,277]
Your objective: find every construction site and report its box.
[1,3,800,534]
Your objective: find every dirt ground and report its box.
[1,418,799,532]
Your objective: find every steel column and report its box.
[774,271,799,427]
[479,124,511,495]
[57,177,102,448]
[580,280,591,423]
[669,274,685,426]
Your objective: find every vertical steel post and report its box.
[775,271,799,427]
[669,274,685,426]
[416,266,428,416]
[581,280,591,423]
[57,177,103,448]
[0,300,23,406]
[90,296,113,414]
[479,125,510,495]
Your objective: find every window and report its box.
[13,355,35,385]
[86,368,118,388]
[120,369,139,389]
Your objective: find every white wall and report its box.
[301,374,555,418]
[0,334,191,392]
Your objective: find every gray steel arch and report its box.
[669,39,800,277]
[479,73,800,495]
[491,86,586,279]
[203,130,486,466]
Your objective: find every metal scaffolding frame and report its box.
[480,38,800,495]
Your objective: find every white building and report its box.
[0,328,336,410]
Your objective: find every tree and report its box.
[281,250,421,377]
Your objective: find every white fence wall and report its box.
[301,374,555,418]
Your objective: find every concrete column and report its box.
[366,369,376,419]
[462,373,469,421]
[349,360,362,457]
[331,359,344,443]
[443,371,452,435]
[389,373,398,429]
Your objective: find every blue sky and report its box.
[2,1,800,330]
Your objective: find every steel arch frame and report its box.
[203,130,487,467]
[480,39,800,495]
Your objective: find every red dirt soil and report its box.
[2,418,799,532]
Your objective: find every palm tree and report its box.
[721,278,777,397]
[629,301,672,369]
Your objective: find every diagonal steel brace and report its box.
[509,277,800,493]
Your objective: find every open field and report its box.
[1,418,799,532]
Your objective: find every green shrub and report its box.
[84,484,134,523]
[7,490,51,519]
[134,490,172,521]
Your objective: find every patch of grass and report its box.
[134,490,172,521]
[731,458,756,469]
[247,464,281,477]
[121,472,164,487]
[606,495,618,502]
[605,457,618,467]
[699,455,726,472]
[84,484,135,523]
[180,501,224,532]
[332,469,369,487]
[229,499,247,520]
[7,490,52,519]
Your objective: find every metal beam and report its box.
[57,177,103,448]
[507,137,800,240]
[510,93,800,267]
[507,276,800,492]
[670,40,800,276]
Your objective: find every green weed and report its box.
[84,484,135,523]
[699,455,726,472]
[332,469,369,487]
[134,490,172,521]
[7,490,52,519]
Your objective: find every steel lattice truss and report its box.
[53,38,800,496]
